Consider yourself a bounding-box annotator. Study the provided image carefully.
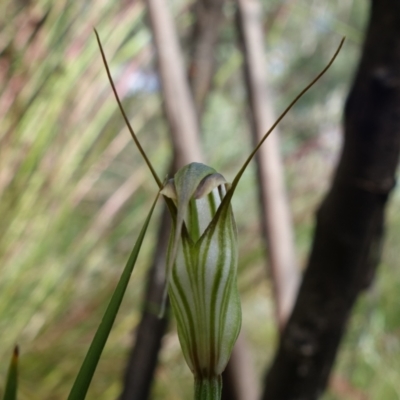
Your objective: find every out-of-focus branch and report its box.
[188,0,225,115]
[221,334,259,400]
[236,0,299,329]
[146,0,203,166]
[262,1,400,398]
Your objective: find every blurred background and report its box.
[1,0,399,399]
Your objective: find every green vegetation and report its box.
[1,1,399,399]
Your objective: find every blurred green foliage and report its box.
[1,1,399,399]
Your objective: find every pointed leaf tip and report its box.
[3,347,18,400]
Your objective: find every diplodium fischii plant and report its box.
[161,164,241,398]
[95,31,344,400]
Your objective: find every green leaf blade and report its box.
[2,346,18,400]
[67,194,159,400]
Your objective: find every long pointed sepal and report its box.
[221,37,346,212]
[94,29,163,190]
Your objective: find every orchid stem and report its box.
[194,376,222,400]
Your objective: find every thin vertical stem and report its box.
[195,376,222,400]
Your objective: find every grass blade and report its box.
[67,194,160,400]
[2,346,18,400]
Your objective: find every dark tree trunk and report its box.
[262,1,400,399]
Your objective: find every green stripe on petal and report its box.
[163,164,241,381]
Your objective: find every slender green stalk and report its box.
[194,376,222,400]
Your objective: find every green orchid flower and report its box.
[95,30,344,400]
[160,164,241,398]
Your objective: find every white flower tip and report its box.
[160,179,177,199]
[194,173,228,199]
